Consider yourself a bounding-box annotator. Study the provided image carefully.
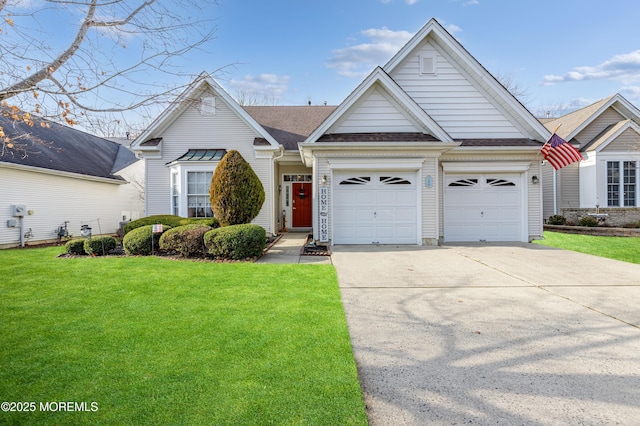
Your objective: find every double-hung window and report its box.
[607,161,637,207]
[187,171,213,217]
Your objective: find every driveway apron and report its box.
[332,243,640,425]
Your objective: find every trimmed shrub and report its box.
[65,238,87,255]
[180,217,220,228]
[209,150,265,227]
[159,224,212,257]
[123,225,171,255]
[123,215,219,235]
[123,215,184,235]
[84,236,117,256]
[204,224,266,260]
[547,215,567,225]
[578,216,599,227]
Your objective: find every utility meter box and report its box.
[11,205,26,217]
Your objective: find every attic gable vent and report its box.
[420,54,437,75]
[201,97,216,115]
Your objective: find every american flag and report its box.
[541,133,583,170]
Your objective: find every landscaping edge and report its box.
[544,224,640,237]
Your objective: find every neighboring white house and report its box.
[1,113,144,248]
[542,94,640,226]
[133,18,550,245]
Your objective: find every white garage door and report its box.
[333,171,417,244]
[444,174,523,242]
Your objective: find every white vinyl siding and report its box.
[602,128,640,152]
[557,162,580,210]
[389,41,525,139]
[1,165,144,247]
[143,88,274,233]
[332,87,420,134]
[575,107,626,145]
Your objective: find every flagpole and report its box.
[536,123,562,160]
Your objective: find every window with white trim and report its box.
[608,161,637,207]
[171,171,179,216]
[187,171,213,217]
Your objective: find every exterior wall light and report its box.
[532,175,539,185]
[321,175,327,185]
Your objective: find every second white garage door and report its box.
[333,171,418,244]
[444,174,523,242]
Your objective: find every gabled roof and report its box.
[244,106,336,150]
[304,66,453,143]
[581,119,640,152]
[543,94,640,143]
[384,18,549,143]
[132,72,279,150]
[0,111,138,182]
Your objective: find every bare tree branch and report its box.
[0,0,219,142]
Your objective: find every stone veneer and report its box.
[559,208,640,227]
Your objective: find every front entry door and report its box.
[292,182,312,227]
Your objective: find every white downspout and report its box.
[553,168,557,215]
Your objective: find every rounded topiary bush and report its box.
[547,215,567,225]
[204,224,266,260]
[84,236,117,256]
[123,215,219,235]
[180,217,220,229]
[159,224,212,257]
[65,238,87,255]
[123,215,184,235]
[578,216,599,227]
[123,224,170,255]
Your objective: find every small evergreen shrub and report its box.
[180,217,220,228]
[547,215,567,225]
[84,236,117,256]
[204,224,266,260]
[123,215,184,235]
[622,221,640,228]
[159,224,212,257]
[123,225,170,255]
[578,216,599,227]
[65,238,87,255]
[209,150,265,227]
[123,215,219,235]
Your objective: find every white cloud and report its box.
[326,27,414,78]
[463,0,479,5]
[445,24,462,35]
[543,50,640,85]
[229,74,290,99]
[405,0,418,4]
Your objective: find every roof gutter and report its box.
[0,162,128,185]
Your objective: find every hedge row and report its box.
[123,215,219,235]
[65,236,118,256]
[121,222,265,260]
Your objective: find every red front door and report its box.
[292,182,312,227]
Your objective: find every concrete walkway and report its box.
[256,232,332,264]
[332,243,640,425]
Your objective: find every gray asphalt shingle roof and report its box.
[0,111,139,181]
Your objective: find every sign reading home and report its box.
[319,186,329,242]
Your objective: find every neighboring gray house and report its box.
[133,18,550,245]
[1,113,144,248]
[542,94,640,226]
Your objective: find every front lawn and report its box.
[0,247,367,425]
[534,231,640,264]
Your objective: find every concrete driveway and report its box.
[332,243,640,425]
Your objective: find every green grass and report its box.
[534,231,640,264]
[0,247,367,425]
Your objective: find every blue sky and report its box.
[200,0,640,117]
[5,0,640,128]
